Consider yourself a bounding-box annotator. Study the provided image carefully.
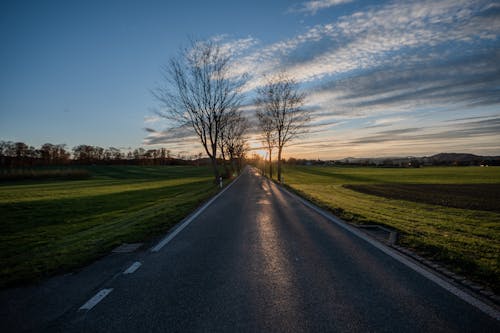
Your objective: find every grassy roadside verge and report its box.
[281,166,500,293]
[0,166,218,288]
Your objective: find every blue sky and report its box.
[1,0,499,159]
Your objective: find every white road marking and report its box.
[150,171,243,252]
[257,199,272,205]
[280,185,500,321]
[79,289,113,311]
[123,261,142,274]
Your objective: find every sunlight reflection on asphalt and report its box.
[254,179,305,321]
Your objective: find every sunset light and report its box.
[1,2,499,331]
[1,1,498,159]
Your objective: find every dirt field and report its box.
[344,183,500,212]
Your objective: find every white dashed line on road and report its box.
[79,289,113,311]
[123,261,142,274]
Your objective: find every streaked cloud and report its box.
[289,0,354,15]
[143,125,196,146]
[222,0,499,95]
[284,115,500,158]
[212,35,259,57]
[312,48,500,118]
[147,0,500,158]
[286,0,499,82]
[366,117,406,128]
[144,115,161,124]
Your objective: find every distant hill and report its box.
[428,153,480,162]
[425,153,500,165]
[335,153,500,166]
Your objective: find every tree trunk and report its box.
[268,149,273,179]
[230,153,237,176]
[220,149,230,178]
[277,147,283,182]
[207,142,220,184]
[236,157,242,173]
[211,157,220,184]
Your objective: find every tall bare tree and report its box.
[255,109,276,178]
[255,73,309,182]
[153,39,247,182]
[220,110,249,176]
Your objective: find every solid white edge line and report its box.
[79,288,113,311]
[123,261,142,274]
[150,171,243,252]
[279,185,500,321]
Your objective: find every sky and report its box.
[1,0,499,159]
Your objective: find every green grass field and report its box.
[282,166,500,292]
[0,166,218,288]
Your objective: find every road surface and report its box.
[8,168,500,332]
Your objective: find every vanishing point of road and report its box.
[15,168,500,331]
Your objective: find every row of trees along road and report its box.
[154,39,310,183]
[255,73,309,182]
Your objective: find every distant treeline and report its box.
[329,153,500,167]
[249,153,500,168]
[0,141,208,168]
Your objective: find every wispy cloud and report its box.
[289,0,354,15]
[364,117,406,129]
[314,49,500,115]
[143,125,196,146]
[288,116,500,157]
[144,115,161,124]
[351,118,500,145]
[286,0,499,82]
[147,0,500,158]
[212,35,259,57]
[223,0,499,97]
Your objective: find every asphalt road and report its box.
[19,168,500,331]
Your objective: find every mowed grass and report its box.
[0,166,217,288]
[282,166,500,292]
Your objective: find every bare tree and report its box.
[106,147,123,161]
[153,39,247,182]
[255,73,309,182]
[72,145,105,164]
[255,109,276,178]
[40,143,70,165]
[220,110,249,176]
